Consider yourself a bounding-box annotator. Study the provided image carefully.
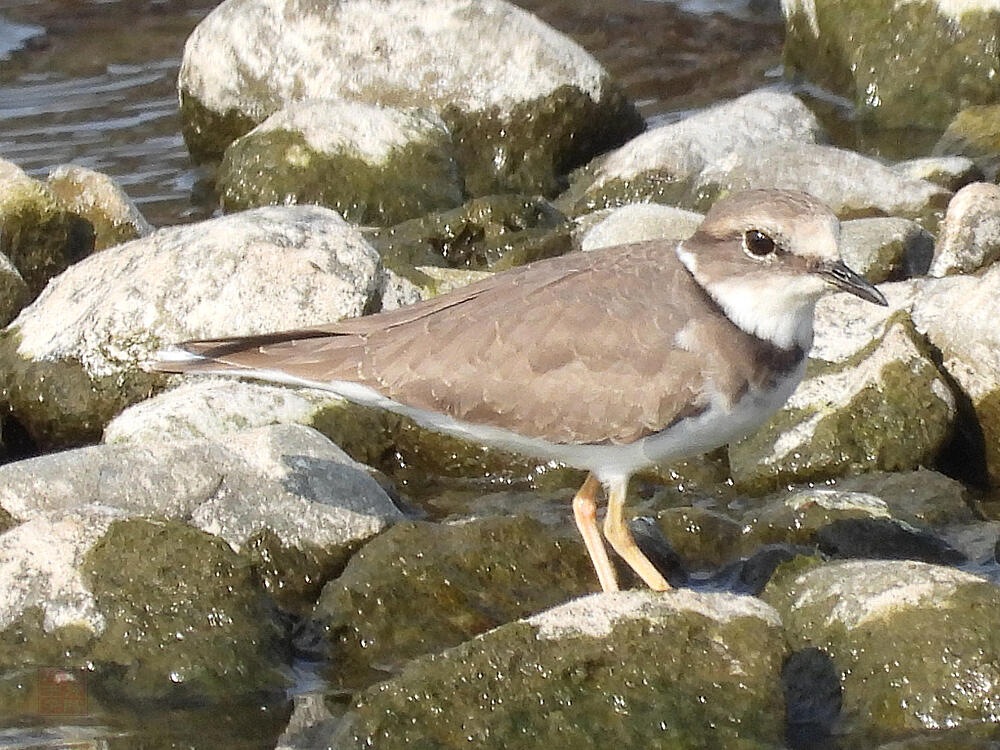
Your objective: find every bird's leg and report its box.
[602,475,671,591]
[571,473,619,593]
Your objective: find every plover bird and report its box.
[153,189,887,593]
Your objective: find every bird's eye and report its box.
[743,229,776,257]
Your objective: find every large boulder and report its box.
[178,0,643,196]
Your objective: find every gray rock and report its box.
[217,99,464,225]
[730,307,957,492]
[933,104,1000,180]
[570,89,823,212]
[0,205,382,448]
[840,217,934,282]
[0,157,91,298]
[178,0,642,196]
[891,155,983,192]
[929,182,1000,276]
[695,142,950,220]
[332,590,787,749]
[578,203,703,250]
[47,164,153,250]
[783,0,1000,129]
[0,252,28,327]
[912,265,1000,485]
[765,559,1000,740]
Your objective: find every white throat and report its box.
[676,244,818,351]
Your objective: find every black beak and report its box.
[821,261,888,306]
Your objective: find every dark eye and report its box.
[743,229,776,257]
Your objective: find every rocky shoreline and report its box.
[2,0,1000,747]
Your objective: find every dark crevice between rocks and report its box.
[0,412,41,464]
[783,647,843,750]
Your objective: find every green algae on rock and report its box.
[839,218,934,283]
[0,157,92,299]
[783,0,1000,129]
[934,104,1000,180]
[217,100,464,226]
[331,590,787,749]
[178,0,642,196]
[313,515,596,692]
[84,518,288,703]
[764,559,1000,743]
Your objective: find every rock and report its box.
[217,100,464,226]
[332,590,787,749]
[312,515,596,692]
[933,104,1000,180]
[695,142,950,220]
[577,203,703,251]
[783,0,1000,129]
[833,469,975,527]
[47,164,153,250]
[730,311,957,492]
[891,155,983,192]
[0,253,28,328]
[912,264,1000,485]
[369,194,571,283]
[0,510,288,705]
[178,0,642,196]
[0,157,92,298]
[765,560,1000,741]
[813,517,965,565]
[567,90,823,213]
[0,205,381,448]
[929,182,1000,276]
[652,505,742,570]
[0,424,401,611]
[840,217,934,282]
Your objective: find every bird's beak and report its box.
[820,261,888,306]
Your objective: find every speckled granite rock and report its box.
[567,90,823,213]
[0,205,381,448]
[929,182,1000,276]
[47,164,152,250]
[912,264,1000,485]
[839,217,934,282]
[0,424,400,611]
[217,99,464,225]
[178,0,642,196]
[330,590,787,749]
[765,560,1000,742]
[783,0,1000,129]
[695,142,950,220]
[577,203,703,250]
[0,157,91,298]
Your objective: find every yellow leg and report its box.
[572,473,619,593]
[602,475,671,591]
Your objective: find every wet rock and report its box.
[839,217,934,282]
[833,469,976,527]
[104,379,585,498]
[331,591,787,749]
[929,182,1000,276]
[765,560,1000,742]
[730,312,957,492]
[577,203,702,250]
[0,157,92,298]
[46,164,152,250]
[0,509,288,706]
[892,155,983,192]
[370,194,571,282]
[567,90,822,213]
[934,104,1000,180]
[652,505,742,569]
[814,516,965,565]
[0,205,381,448]
[178,0,642,196]
[0,253,28,328]
[217,100,464,226]
[912,264,1000,485]
[695,142,950,220]
[0,424,401,612]
[783,0,1000,129]
[312,514,596,692]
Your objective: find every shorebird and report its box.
[152,189,887,593]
